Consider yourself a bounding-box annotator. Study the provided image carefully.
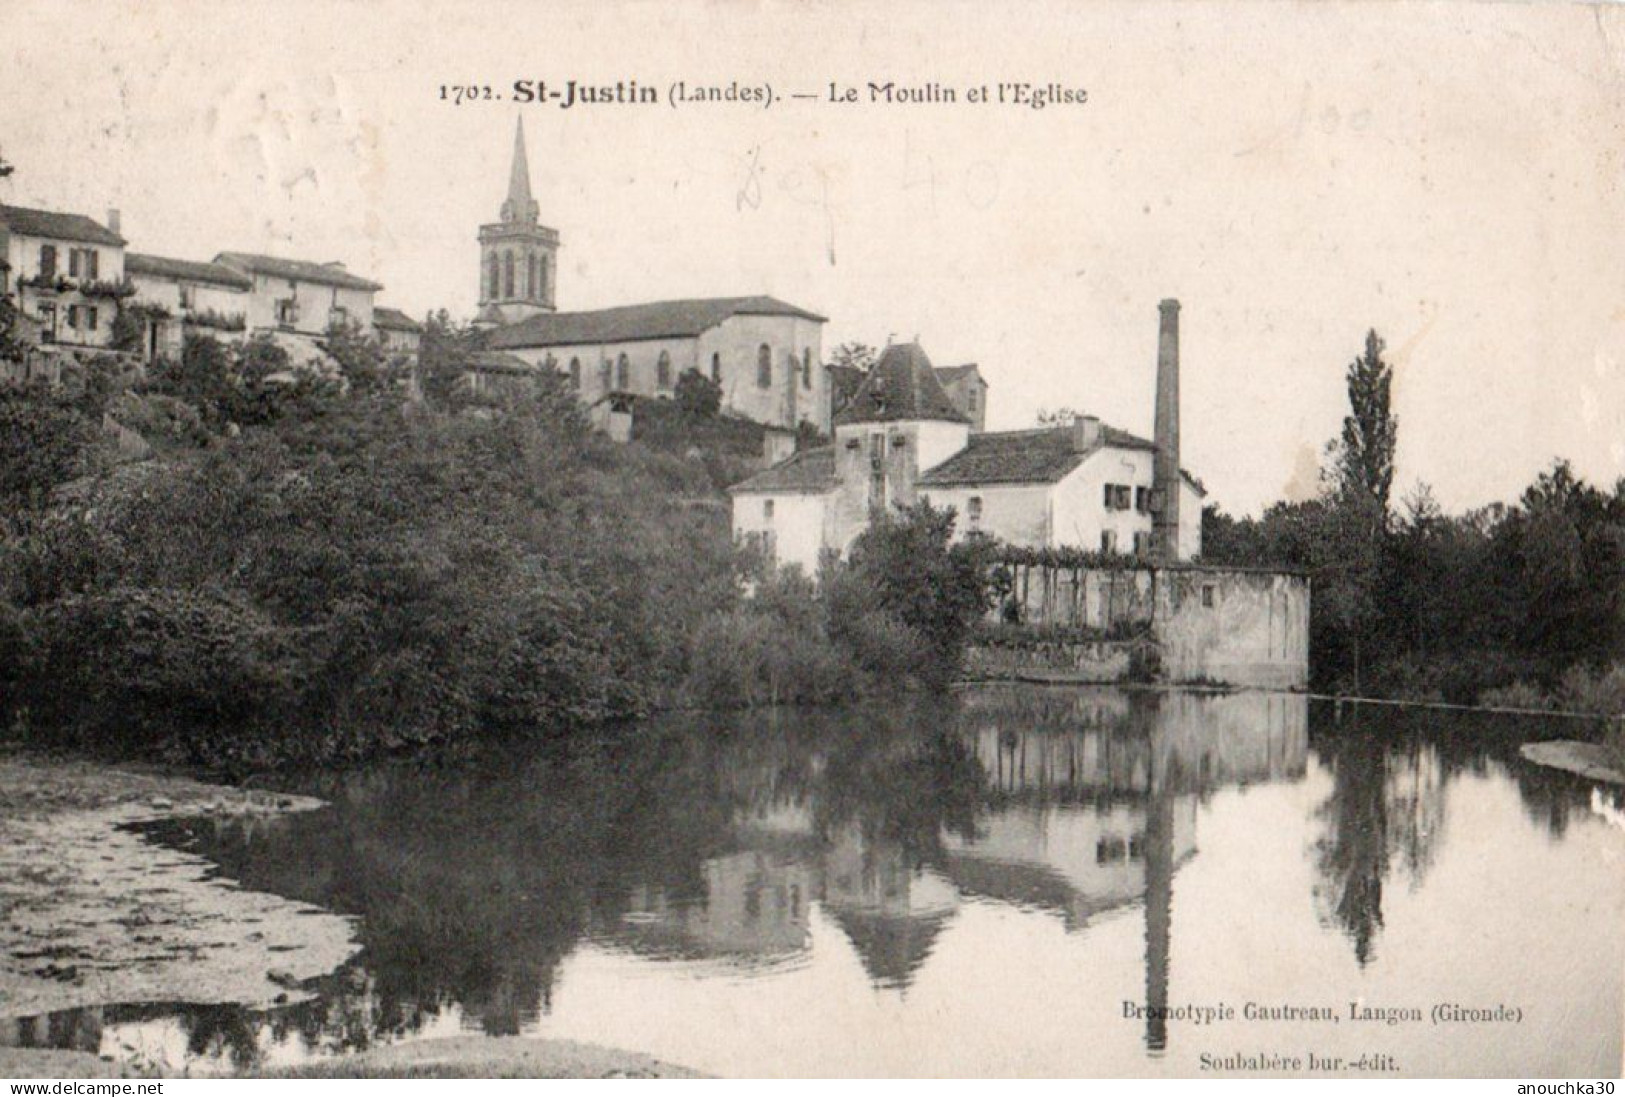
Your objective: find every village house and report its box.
[211,252,383,338]
[125,252,252,358]
[729,311,1204,576]
[0,203,128,351]
[373,306,423,356]
[473,120,830,432]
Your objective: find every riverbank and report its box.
[0,753,358,1056]
[1521,741,1625,786]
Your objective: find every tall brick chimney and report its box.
[1152,298,1181,561]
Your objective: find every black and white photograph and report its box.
[0,0,1621,1082]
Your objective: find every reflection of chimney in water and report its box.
[1142,760,1175,1053]
[1152,299,1181,562]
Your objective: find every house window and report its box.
[801,348,811,389]
[67,305,79,330]
[569,357,581,389]
[38,244,56,280]
[657,350,671,389]
[757,344,772,387]
[1103,484,1132,511]
[275,298,297,326]
[967,495,983,531]
[502,252,515,298]
[763,499,774,520]
[179,283,195,309]
[1100,530,1118,555]
[1133,531,1152,557]
[616,353,630,390]
[37,302,55,342]
[968,387,978,412]
[1135,486,1151,513]
[711,352,721,382]
[1202,585,1217,608]
[86,306,97,332]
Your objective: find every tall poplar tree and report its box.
[1337,329,1398,514]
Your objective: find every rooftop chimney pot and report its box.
[1072,413,1102,452]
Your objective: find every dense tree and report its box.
[674,367,721,419]
[828,341,878,372]
[1333,329,1398,514]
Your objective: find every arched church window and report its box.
[569,357,581,390]
[757,344,772,388]
[657,350,671,389]
[487,253,500,300]
[503,252,515,298]
[599,359,613,391]
[539,255,550,302]
[711,352,721,382]
[616,352,629,390]
[526,254,537,299]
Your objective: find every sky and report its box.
[3,0,1622,516]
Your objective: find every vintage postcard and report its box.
[0,0,1621,1082]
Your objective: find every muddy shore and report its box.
[0,752,704,1079]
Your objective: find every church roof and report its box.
[832,342,968,427]
[214,252,383,292]
[917,423,1153,487]
[488,296,826,349]
[728,446,837,494]
[126,252,252,289]
[0,203,125,247]
[500,117,540,225]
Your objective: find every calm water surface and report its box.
[5,687,1621,1077]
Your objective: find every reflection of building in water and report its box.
[821,823,959,989]
[612,689,1306,1018]
[951,688,1308,1051]
[620,845,820,963]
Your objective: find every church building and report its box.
[475,120,831,432]
[729,301,1206,573]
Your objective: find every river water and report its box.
[4,686,1621,1077]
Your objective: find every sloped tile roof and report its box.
[934,363,982,384]
[126,252,251,289]
[488,295,826,349]
[832,343,968,427]
[0,204,125,246]
[917,424,1155,487]
[372,306,422,332]
[214,252,383,292]
[468,350,537,375]
[728,446,837,494]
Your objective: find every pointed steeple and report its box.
[500,117,540,225]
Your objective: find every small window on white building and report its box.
[1101,530,1117,554]
[1133,531,1151,557]
[967,496,982,531]
[711,352,722,383]
[86,307,97,331]
[763,499,774,520]
[1135,486,1151,513]
[1202,585,1217,608]
[968,386,978,411]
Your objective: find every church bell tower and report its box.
[475,118,559,327]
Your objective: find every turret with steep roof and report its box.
[476,118,559,327]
